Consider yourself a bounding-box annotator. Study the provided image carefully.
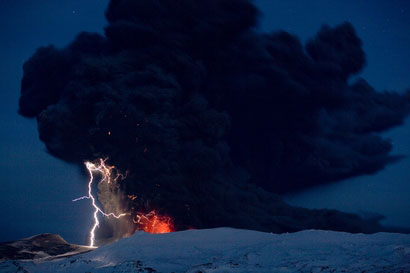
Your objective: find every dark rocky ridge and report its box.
[0,234,93,261]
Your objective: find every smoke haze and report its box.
[18,0,410,240]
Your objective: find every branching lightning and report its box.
[73,158,128,247]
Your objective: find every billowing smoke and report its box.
[19,0,409,240]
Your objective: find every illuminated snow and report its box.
[1,228,409,272]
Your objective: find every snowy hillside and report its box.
[1,228,409,272]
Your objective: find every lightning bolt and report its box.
[73,158,128,247]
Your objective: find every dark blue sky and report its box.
[0,0,109,244]
[1,0,409,244]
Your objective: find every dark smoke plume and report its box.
[19,0,409,239]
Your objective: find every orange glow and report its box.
[134,211,174,234]
[128,194,137,200]
[73,157,174,246]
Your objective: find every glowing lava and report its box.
[134,211,174,234]
[73,159,128,247]
[74,158,174,246]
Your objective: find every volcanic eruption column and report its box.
[18,0,410,241]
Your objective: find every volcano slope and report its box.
[1,228,410,273]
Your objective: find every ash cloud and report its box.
[19,0,409,236]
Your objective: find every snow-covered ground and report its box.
[1,228,409,272]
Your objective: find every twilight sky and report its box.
[1,0,409,244]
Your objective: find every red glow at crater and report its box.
[134,211,174,234]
